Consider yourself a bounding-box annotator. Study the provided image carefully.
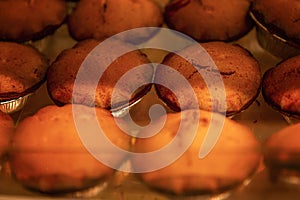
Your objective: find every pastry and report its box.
[0,111,14,160]
[164,0,253,42]
[264,123,300,183]
[251,0,300,58]
[155,42,261,116]
[47,39,153,114]
[0,0,67,42]
[131,109,261,195]
[0,42,49,113]
[262,55,300,124]
[68,0,163,43]
[10,104,131,193]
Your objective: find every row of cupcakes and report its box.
[0,38,299,124]
[0,98,300,197]
[0,0,299,59]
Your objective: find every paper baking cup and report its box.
[0,94,32,114]
[250,12,300,59]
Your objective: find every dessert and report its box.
[264,123,300,183]
[0,111,14,161]
[262,55,300,124]
[0,0,67,42]
[47,39,153,114]
[0,42,49,113]
[10,104,131,193]
[251,0,300,58]
[155,42,261,116]
[68,0,163,43]
[131,109,261,195]
[164,0,253,42]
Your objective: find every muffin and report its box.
[47,39,153,115]
[155,42,261,116]
[0,111,14,161]
[10,104,131,194]
[164,0,253,42]
[262,55,300,124]
[251,0,300,58]
[264,123,300,183]
[0,0,67,42]
[0,42,49,113]
[131,109,261,195]
[68,0,163,43]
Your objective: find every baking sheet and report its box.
[0,19,297,199]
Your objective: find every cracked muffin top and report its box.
[47,39,154,110]
[154,42,261,116]
[68,0,163,43]
[0,0,67,42]
[252,0,300,43]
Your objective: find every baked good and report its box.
[264,123,300,183]
[0,42,49,113]
[68,0,163,43]
[0,0,67,42]
[251,0,300,58]
[164,0,253,42]
[0,111,14,160]
[262,55,300,123]
[131,109,261,195]
[10,104,131,193]
[47,39,153,113]
[154,42,261,116]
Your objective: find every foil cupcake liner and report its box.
[110,97,143,118]
[0,94,32,114]
[250,12,300,59]
[281,113,300,125]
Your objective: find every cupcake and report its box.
[0,0,67,50]
[47,39,153,116]
[131,109,261,196]
[262,55,300,124]
[264,123,300,183]
[164,0,253,42]
[155,42,261,117]
[251,0,300,59]
[0,42,49,113]
[10,104,131,194]
[0,111,14,162]
[68,0,163,43]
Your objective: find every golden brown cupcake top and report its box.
[12,104,131,153]
[0,0,67,42]
[264,123,300,156]
[164,0,253,42]
[263,123,300,182]
[68,0,163,42]
[10,104,131,192]
[0,42,48,100]
[252,0,300,42]
[132,109,261,194]
[262,55,300,116]
[155,42,261,116]
[47,39,153,110]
